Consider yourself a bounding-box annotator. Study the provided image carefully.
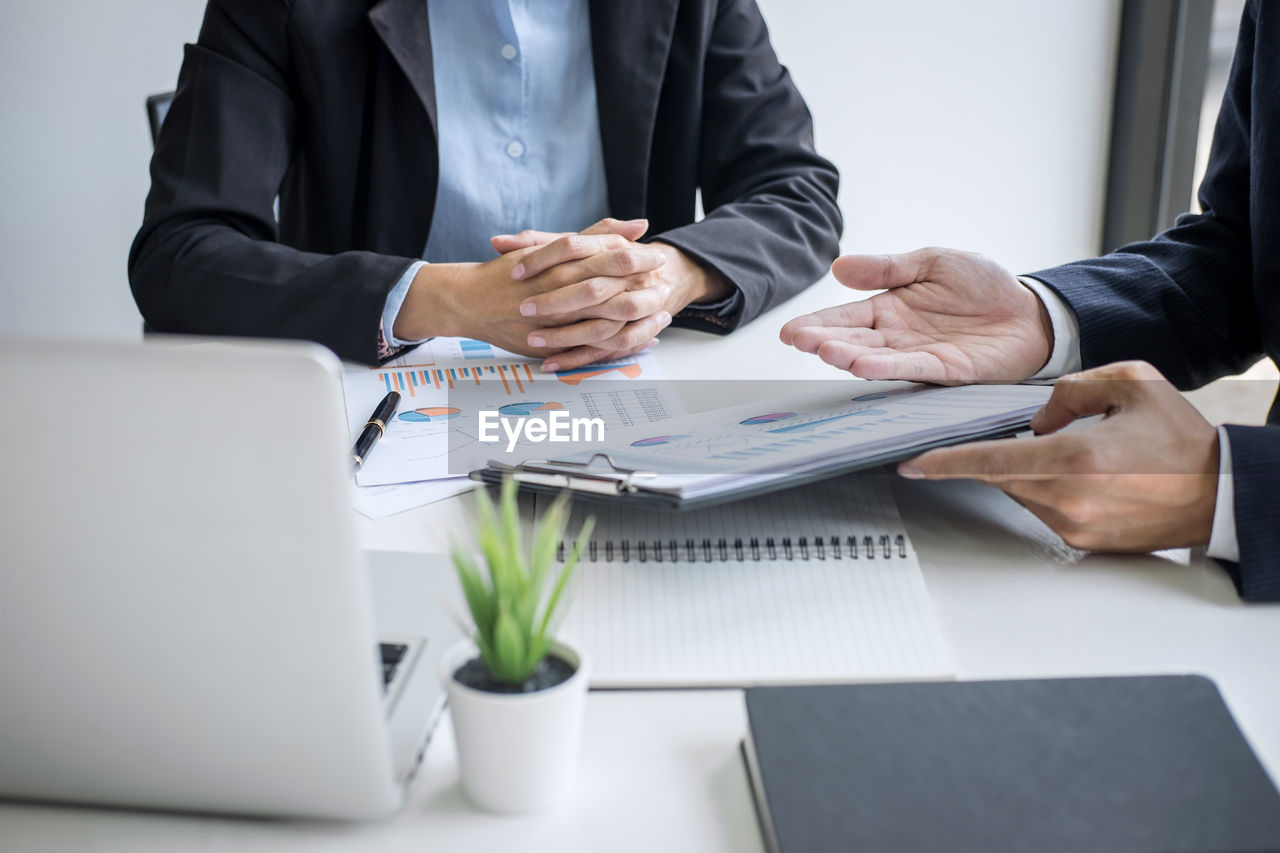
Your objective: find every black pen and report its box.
[352,391,400,471]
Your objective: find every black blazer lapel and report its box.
[589,0,681,218]
[368,0,438,132]
[363,0,438,255]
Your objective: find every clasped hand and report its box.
[487,218,678,372]
[491,216,730,371]
[397,218,727,371]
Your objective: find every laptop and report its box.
[0,336,462,820]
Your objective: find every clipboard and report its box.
[468,416,1032,511]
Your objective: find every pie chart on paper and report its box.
[398,406,462,423]
[554,362,644,385]
[498,401,565,417]
[630,434,692,447]
[740,412,797,426]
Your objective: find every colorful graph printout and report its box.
[399,407,462,423]
[379,362,536,397]
[765,409,888,434]
[631,435,693,447]
[740,412,796,426]
[345,337,677,487]
[556,362,644,385]
[458,339,495,360]
[498,401,565,417]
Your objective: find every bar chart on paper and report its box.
[378,362,538,397]
[376,336,509,369]
[372,339,654,396]
[456,339,496,360]
[343,337,684,488]
[554,360,645,385]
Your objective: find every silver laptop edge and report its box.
[0,336,461,820]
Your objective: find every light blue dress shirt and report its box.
[382,0,610,346]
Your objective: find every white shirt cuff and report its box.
[1207,425,1241,562]
[382,260,431,348]
[1019,276,1083,380]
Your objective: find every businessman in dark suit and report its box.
[129,0,841,369]
[781,0,1278,601]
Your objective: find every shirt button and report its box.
[500,43,517,61]
[506,140,525,159]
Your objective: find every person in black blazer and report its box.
[129,0,841,368]
[781,0,1279,601]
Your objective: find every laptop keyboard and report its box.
[380,642,409,691]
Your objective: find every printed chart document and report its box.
[341,337,683,488]
[492,383,1054,509]
[550,473,953,687]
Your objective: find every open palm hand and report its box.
[781,248,1054,384]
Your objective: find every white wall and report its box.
[0,1,1119,340]
[757,0,1120,272]
[0,0,207,340]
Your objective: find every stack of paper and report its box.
[341,337,682,517]
[518,383,1054,508]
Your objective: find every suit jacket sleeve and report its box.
[127,0,416,365]
[1026,2,1262,391]
[1218,426,1280,601]
[1029,3,1279,601]
[653,0,843,332]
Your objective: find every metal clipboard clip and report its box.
[475,454,658,496]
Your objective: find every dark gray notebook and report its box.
[743,676,1280,853]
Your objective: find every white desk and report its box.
[4,276,1278,852]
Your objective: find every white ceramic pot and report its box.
[440,638,589,814]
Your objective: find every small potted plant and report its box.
[442,477,595,814]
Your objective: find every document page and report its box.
[536,383,1054,504]
[600,384,1052,477]
[341,337,683,487]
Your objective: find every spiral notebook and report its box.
[549,472,952,687]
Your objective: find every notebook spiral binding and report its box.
[555,533,908,564]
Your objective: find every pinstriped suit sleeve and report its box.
[1218,426,1280,600]
[1026,1,1280,601]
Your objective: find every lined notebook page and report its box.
[549,472,953,687]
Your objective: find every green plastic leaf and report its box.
[452,479,595,685]
[475,630,498,677]
[499,476,527,596]
[519,493,568,638]
[536,514,595,645]
[524,632,552,673]
[530,494,569,586]
[472,480,497,530]
[492,602,529,684]
[473,486,507,592]
[450,540,494,639]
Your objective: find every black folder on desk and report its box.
[742,676,1280,853]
